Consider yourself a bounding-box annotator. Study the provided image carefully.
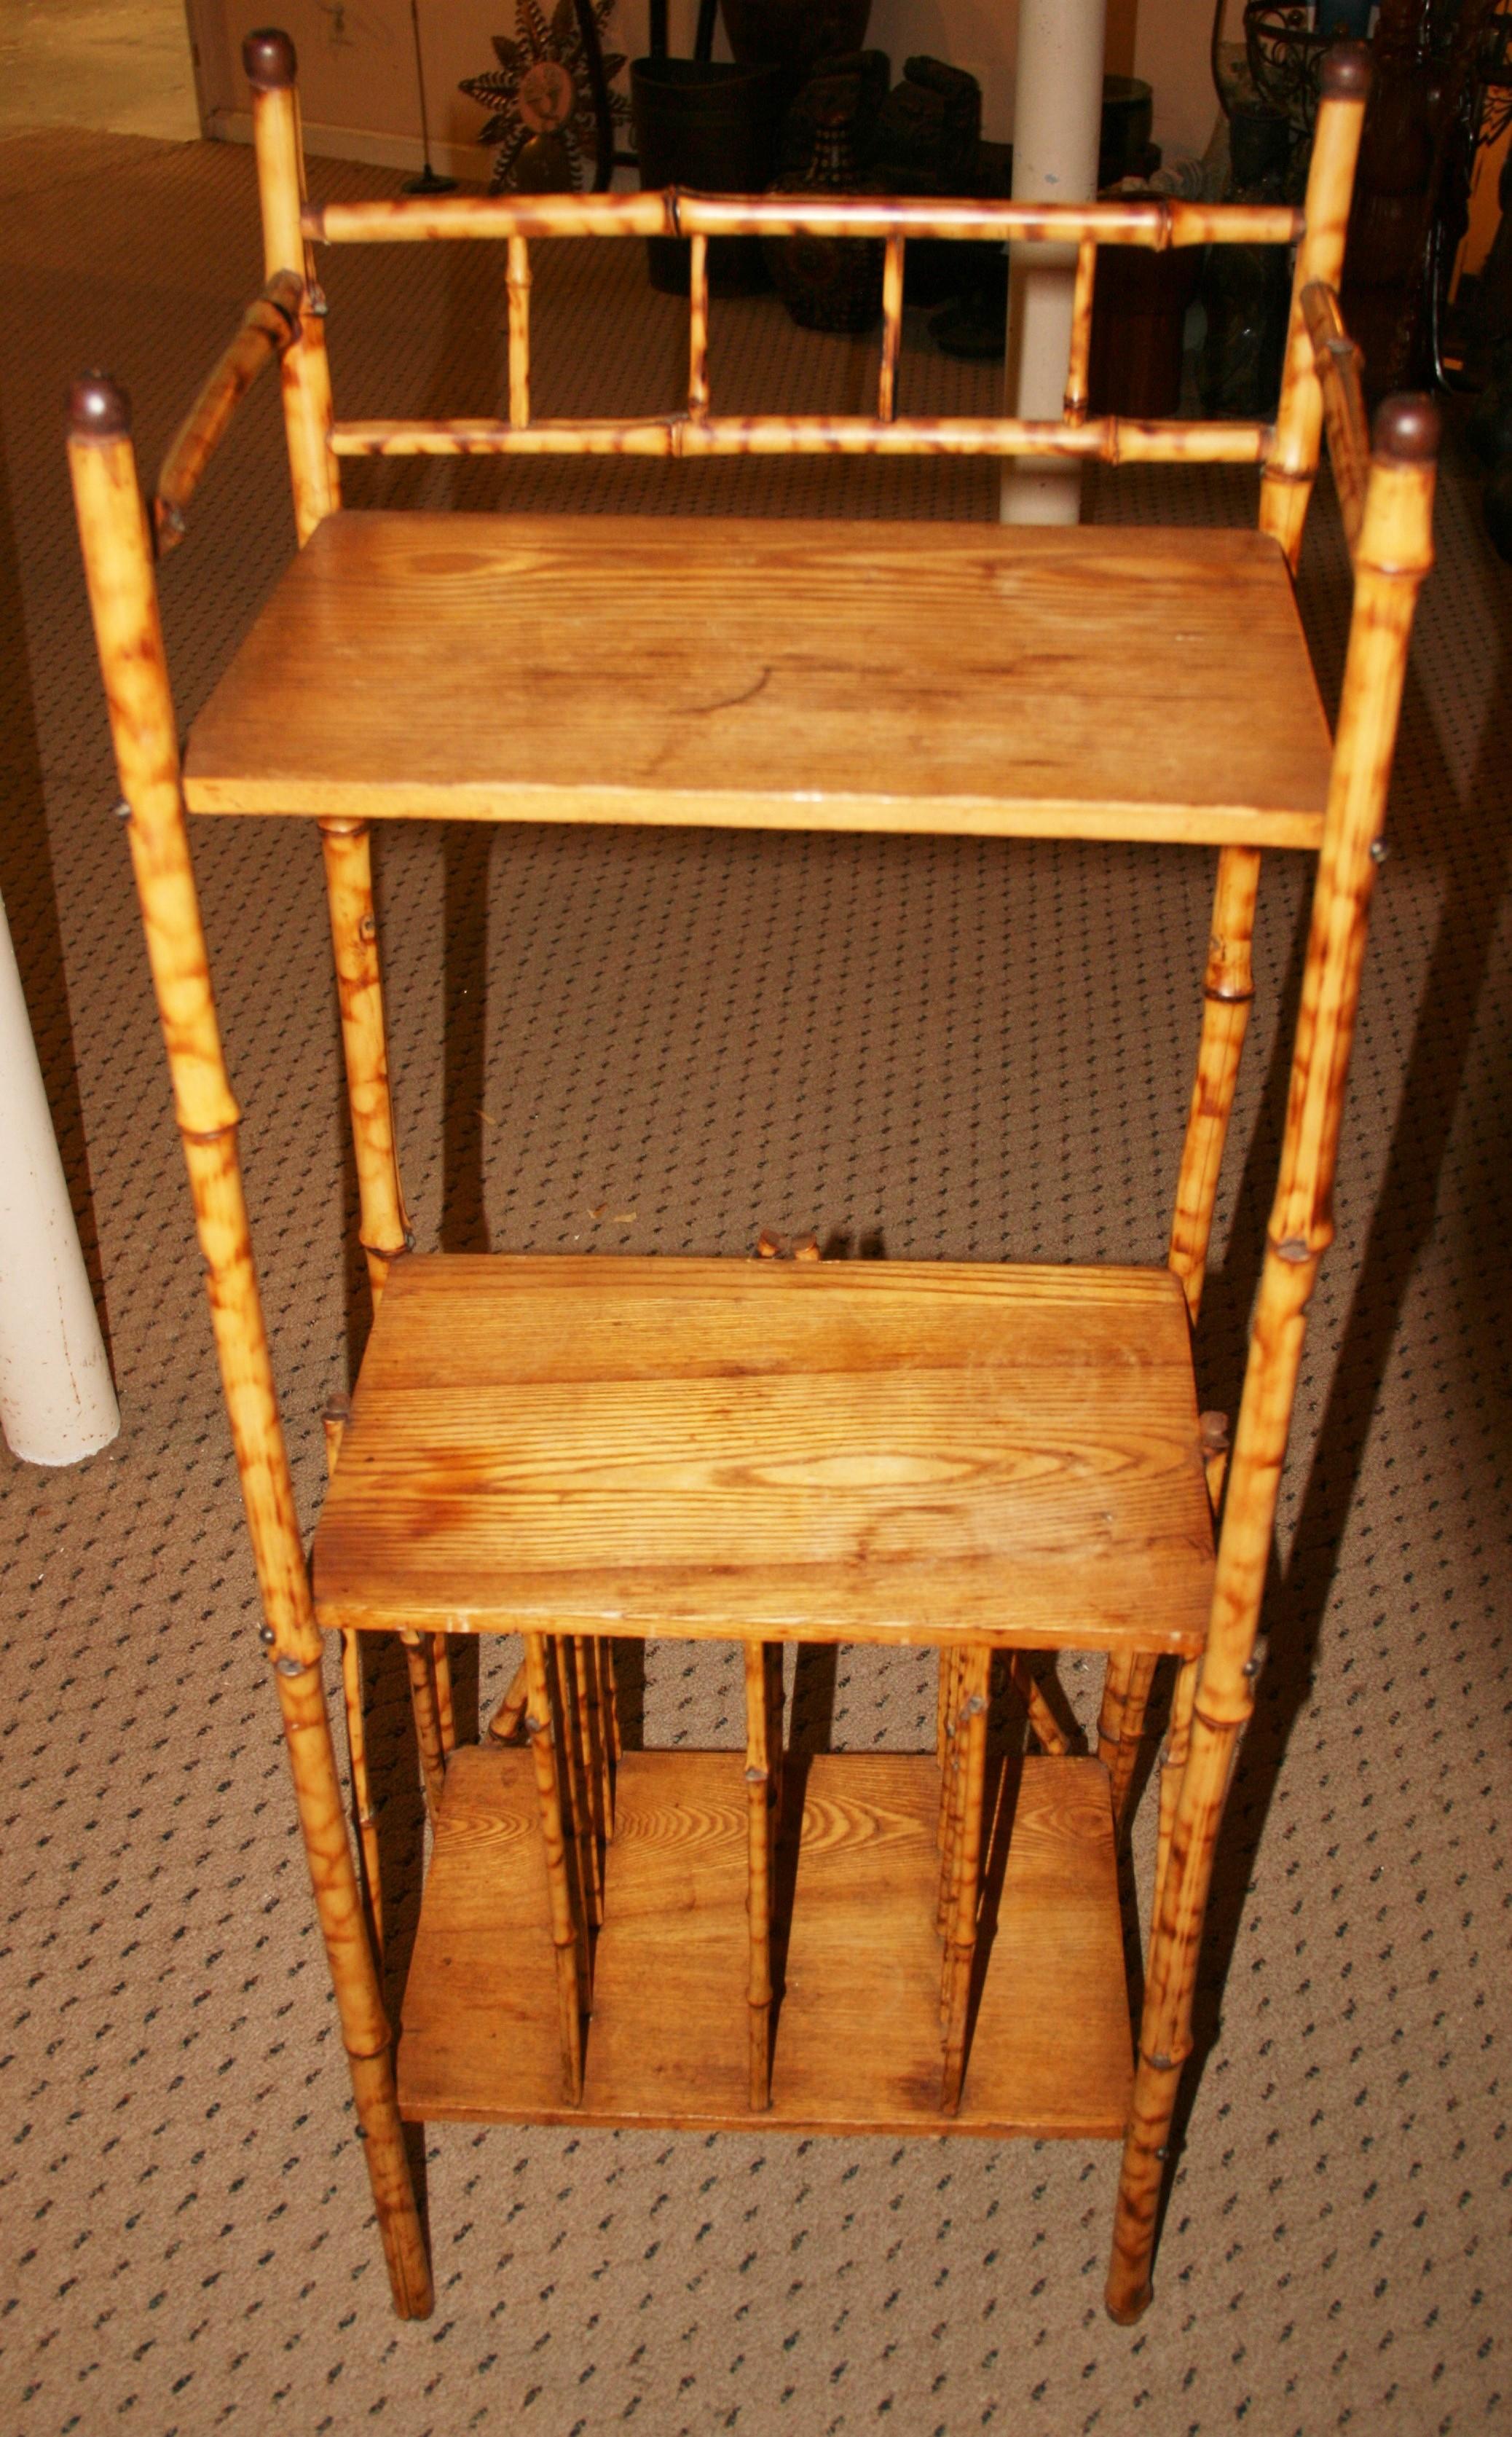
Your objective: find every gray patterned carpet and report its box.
[1,127,1508,2436]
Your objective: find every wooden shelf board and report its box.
[181,511,1330,849]
[314,1255,1214,1655]
[398,1747,1134,2140]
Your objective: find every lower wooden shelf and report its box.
[398,1746,1133,2140]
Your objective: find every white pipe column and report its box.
[1001,0,1106,524]
[0,887,119,1464]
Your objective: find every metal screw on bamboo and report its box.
[67,372,431,2319]
[1106,391,1439,2326]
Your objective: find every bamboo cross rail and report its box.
[153,270,302,552]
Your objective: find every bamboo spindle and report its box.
[318,819,410,1303]
[1107,398,1438,2326]
[524,1633,585,2101]
[599,1633,621,1770]
[1259,44,1370,570]
[1063,237,1097,425]
[688,233,710,422]
[487,1654,529,1743]
[507,235,532,429]
[580,1633,615,1845]
[1168,844,1261,1325]
[878,233,904,422]
[244,31,339,545]
[67,377,429,2320]
[1095,1649,1159,1834]
[940,1644,991,2111]
[1302,279,1371,552]
[401,1630,448,1824]
[744,1641,780,2108]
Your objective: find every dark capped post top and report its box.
[1320,42,1372,101]
[243,28,297,89]
[68,372,131,440]
[1374,392,1441,466]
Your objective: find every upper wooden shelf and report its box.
[182,511,1332,849]
[312,1253,1213,1652]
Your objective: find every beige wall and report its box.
[190,1,1231,176]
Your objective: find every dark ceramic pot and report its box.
[719,0,873,96]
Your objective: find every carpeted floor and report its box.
[1,126,1509,2436]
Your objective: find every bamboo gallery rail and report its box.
[71,15,1444,2350]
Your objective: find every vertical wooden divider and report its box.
[940,1643,991,2111]
[524,1634,586,2102]
[744,1641,781,2109]
[1095,1650,1159,1833]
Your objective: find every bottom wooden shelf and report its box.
[398,1746,1133,2140]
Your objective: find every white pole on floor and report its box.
[1000,0,1107,525]
[0,886,119,1464]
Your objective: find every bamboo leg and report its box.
[940,1644,991,2113]
[1008,1652,1072,1757]
[69,374,427,2320]
[1168,847,1261,1326]
[401,1631,447,1826]
[688,232,710,421]
[744,1642,779,2110]
[319,817,409,1308]
[1153,1655,1197,1928]
[524,1636,584,2100]
[937,1647,963,1931]
[486,1655,529,1744]
[1096,1650,1159,1835]
[878,232,904,421]
[507,234,531,428]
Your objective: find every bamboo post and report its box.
[1302,279,1371,552]
[400,1630,448,1824]
[940,1643,991,2111]
[318,819,410,1304]
[571,1635,607,1920]
[1107,396,1438,2325]
[431,1637,457,1755]
[507,235,532,429]
[243,31,339,545]
[578,1633,614,1853]
[688,233,710,423]
[1259,44,1371,570]
[67,374,429,2320]
[1168,844,1261,1324]
[1095,1649,1159,1834]
[878,232,904,423]
[1063,236,1097,425]
[524,1633,584,2102]
[744,1641,779,2109]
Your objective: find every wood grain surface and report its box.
[312,1255,1213,1651]
[182,513,1332,848]
[397,1746,1132,2138]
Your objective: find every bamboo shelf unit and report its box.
[69,28,1438,2331]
